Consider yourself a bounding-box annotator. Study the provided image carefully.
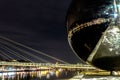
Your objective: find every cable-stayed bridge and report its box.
[0,36,96,70]
[0,36,83,69]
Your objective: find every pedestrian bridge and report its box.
[0,61,96,70]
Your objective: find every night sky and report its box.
[0,0,82,63]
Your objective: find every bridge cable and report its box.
[0,49,13,60]
[0,43,33,62]
[0,36,69,64]
[0,39,50,63]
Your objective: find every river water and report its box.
[1,70,120,80]
[0,69,77,80]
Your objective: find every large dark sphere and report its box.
[66,0,120,71]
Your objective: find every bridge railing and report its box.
[0,61,96,69]
[0,61,52,67]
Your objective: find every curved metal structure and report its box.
[66,0,120,71]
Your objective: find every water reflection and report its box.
[82,75,120,80]
[0,69,76,80]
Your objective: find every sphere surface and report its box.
[67,0,120,71]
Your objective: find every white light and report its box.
[117,4,120,8]
[105,12,109,15]
[114,13,118,18]
[109,48,113,51]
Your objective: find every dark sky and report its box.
[0,0,82,63]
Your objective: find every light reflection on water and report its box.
[1,70,120,80]
[0,69,76,80]
[82,75,120,80]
